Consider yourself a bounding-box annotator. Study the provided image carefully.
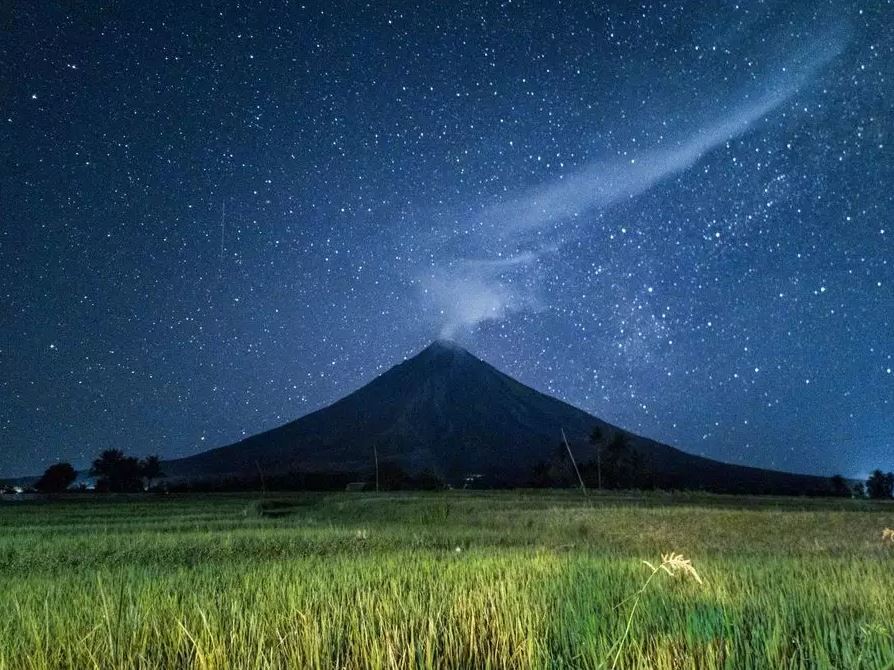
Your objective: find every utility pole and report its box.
[374,445,380,493]
[562,428,588,497]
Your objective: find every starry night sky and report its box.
[2,1,891,479]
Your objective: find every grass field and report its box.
[1,491,892,669]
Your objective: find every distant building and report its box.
[345,482,368,492]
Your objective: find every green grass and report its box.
[1,491,892,669]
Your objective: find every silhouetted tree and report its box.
[866,470,894,500]
[829,474,850,497]
[140,455,164,490]
[90,449,143,492]
[35,463,77,493]
[852,481,865,498]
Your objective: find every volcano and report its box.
[164,340,830,493]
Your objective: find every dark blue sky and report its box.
[1,1,891,478]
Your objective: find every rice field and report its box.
[1,491,892,669]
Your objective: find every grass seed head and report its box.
[644,552,704,584]
[882,528,894,543]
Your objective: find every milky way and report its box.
[1,1,891,478]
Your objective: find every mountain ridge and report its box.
[162,340,832,494]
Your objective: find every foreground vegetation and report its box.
[1,491,892,669]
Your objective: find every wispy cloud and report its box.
[421,33,844,336]
[485,91,805,238]
[420,252,542,338]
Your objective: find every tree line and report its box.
[847,470,894,500]
[532,427,894,499]
[22,450,165,494]
[5,440,894,498]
